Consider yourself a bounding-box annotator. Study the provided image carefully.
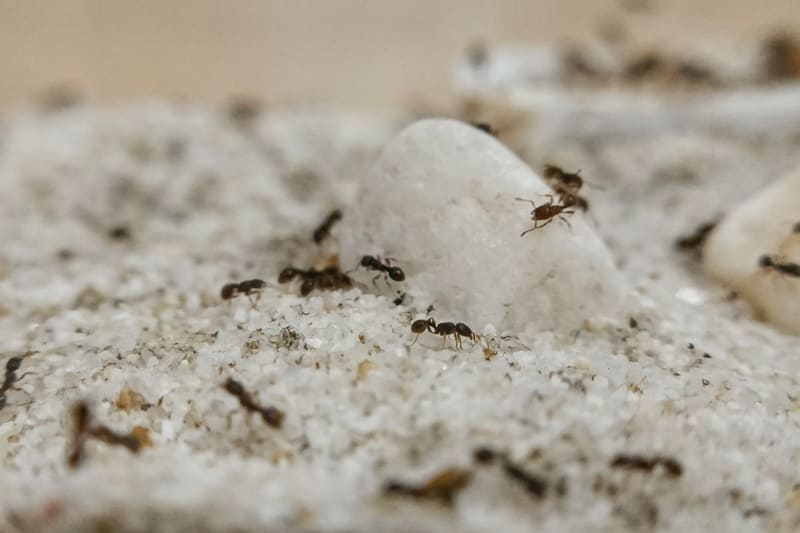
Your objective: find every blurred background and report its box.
[2,0,799,109]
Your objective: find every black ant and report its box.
[223,378,284,429]
[67,400,141,468]
[472,447,548,498]
[359,255,405,286]
[516,195,575,235]
[278,265,352,296]
[472,122,496,136]
[1,356,32,410]
[676,220,718,252]
[758,255,800,278]
[610,454,683,477]
[313,209,343,244]
[220,279,267,304]
[411,318,479,350]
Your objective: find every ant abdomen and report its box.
[388,267,405,282]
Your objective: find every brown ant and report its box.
[359,255,405,286]
[312,209,343,244]
[758,255,800,278]
[411,318,479,350]
[278,265,352,296]
[543,164,591,211]
[223,378,284,429]
[516,195,575,235]
[384,467,472,505]
[67,401,141,468]
[220,279,267,304]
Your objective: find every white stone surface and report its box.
[339,119,626,333]
[704,166,800,334]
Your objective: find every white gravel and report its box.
[1,85,800,533]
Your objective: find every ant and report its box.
[515,195,575,236]
[472,447,548,498]
[543,164,591,211]
[1,356,32,410]
[610,454,683,477]
[220,279,267,304]
[676,220,718,252]
[384,467,472,505]
[313,209,343,244]
[223,378,284,429]
[67,401,141,468]
[472,122,496,136]
[359,255,405,286]
[411,318,479,350]
[758,255,800,278]
[278,266,352,296]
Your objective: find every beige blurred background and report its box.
[1,0,798,109]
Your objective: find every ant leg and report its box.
[557,216,573,231]
[455,334,463,351]
[536,218,553,231]
[515,197,537,209]
[411,334,421,345]
[371,274,381,289]
[383,274,393,290]
[521,219,545,237]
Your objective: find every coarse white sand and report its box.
[1,65,800,532]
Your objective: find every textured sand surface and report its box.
[2,66,800,532]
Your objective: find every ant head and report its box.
[388,267,405,281]
[360,255,376,267]
[6,357,22,373]
[758,255,774,268]
[223,378,245,396]
[278,268,298,283]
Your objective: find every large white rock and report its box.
[704,166,800,334]
[340,118,625,332]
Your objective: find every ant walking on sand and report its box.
[223,377,284,429]
[516,195,575,236]
[358,255,405,286]
[411,318,480,350]
[67,400,141,468]
[278,265,353,296]
[0,355,34,410]
[220,279,267,304]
